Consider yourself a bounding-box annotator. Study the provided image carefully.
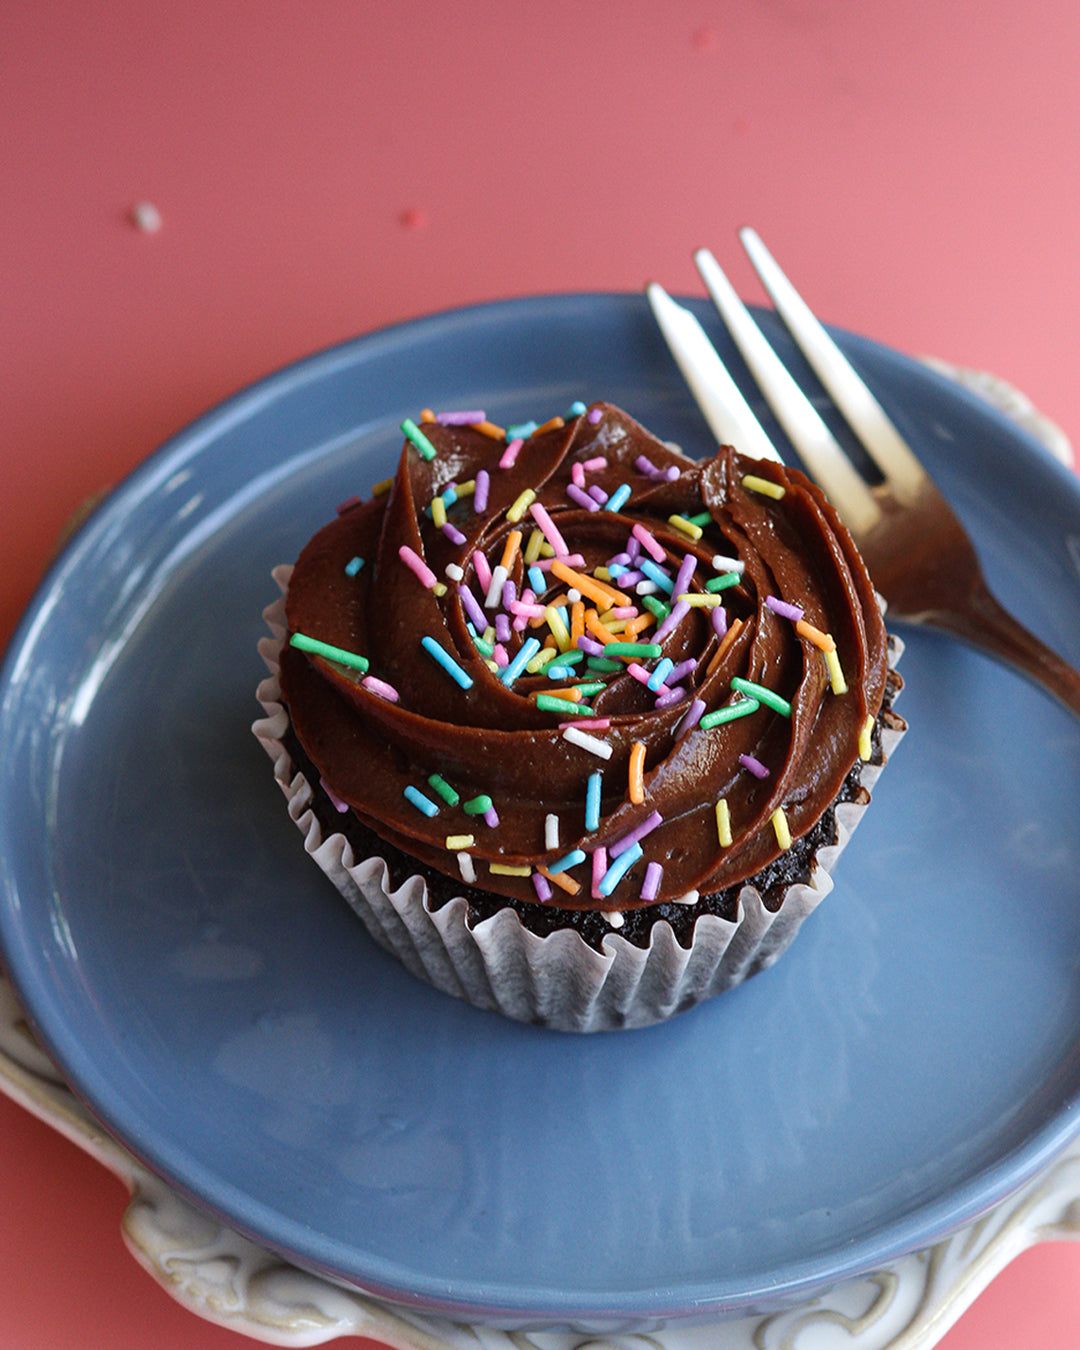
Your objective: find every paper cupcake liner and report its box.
[254,568,905,1032]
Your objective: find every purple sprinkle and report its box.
[576,635,606,657]
[766,595,805,622]
[614,569,645,586]
[626,535,641,561]
[532,872,553,902]
[609,810,664,858]
[588,483,609,504]
[664,465,680,482]
[442,522,467,545]
[319,776,350,812]
[608,552,632,568]
[654,598,691,642]
[739,753,770,779]
[587,407,603,424]
[675,697,706,739]
[674,553,697,599]
[436,409,486,425]
[635,454,659,478]
[474,469,490,513]
[566,483,600,512]
[502,578,517,609]
[654,685,687,708]
[640,861,663,902]
[668,658,697,684]
[495,613,512,644]
[483,808,500,828]
[458,584,486,630]
[711,606,729,640]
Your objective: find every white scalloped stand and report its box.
[1,363,1077,1350]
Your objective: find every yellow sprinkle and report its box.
[445,834,475,850]
[526,646,560,674]
[715,799,732,847]
[471,419,506,439]
[668,514,703,541]
[594,566,613,581]
[484,659,499,673]
[824,646,848,695]
[534,416,565,435]
[676,593,723,607]
[489,862,532,877]
[538,864,582,896]
[796,619,836,652]
[507,489,536,523]
[431,496,448,528]
[549,560,629,609]
[628,741,646,805]
[483,625,496,644]
[500,529,523,570]
[456,478,476,497]
[544,604,573,652]
[742,474,786,500]
[433,581,447,597]
[371,477,394,496]
[858,713,875,762]
[420,408,436,422]
[771,807,792,850]
[602,618,627,633]
[524,528,545,563]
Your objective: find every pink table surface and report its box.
[4,4,1080,1346]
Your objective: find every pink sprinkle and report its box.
[361,675,399,702]
[493,643,509,667]
[582,456,607,471]
[766,595,805,622]
[529,501,570,557]
[473,548,492,591]
[533,553,586,570]
[675,697,706,739]
[571,462,586,488]
[499,437,524,469]
[559,717,611,730]
[640,861,663,902]
[399,544,437,589]
[610,810,663,857]
[654,599,691,642]
[587,407,603,424]
[739,753,770,779]
[532,872,553,902]
[712,606,729,639]
[592,847,608,898]
[436,410,486,425]
[442,522,467,545]
[509,599,545,619]
[610,606,638,619]
[566,483,600,511]
[474,469,490,513]
[319,776,350,813]
[626,662,653,686]
[632,523,667,562]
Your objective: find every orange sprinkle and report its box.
[471,419,506,439]
[538,864,582,896]
[584,609,618,645]
[628,741,646,805]
[570,600,586,646]
[622,612,656,639]
[537,686,582,703]
[549,560,630,610]
[420,408,436,422]
[534,416,565,436]
[795,619,836,652]
[706,616,745,677]
[500,529,523,571]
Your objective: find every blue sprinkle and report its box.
[567,401,587,417]
[500,635,542,685]
[345,556,365,576]
[421,636,473,689]
[527,565,547,595]
[546,665,573,680]
[647,657,674,692]
[640,559,674,594]
[506,420,539,440]
[404,785,439,817]
[604,483,632,513]
[598,842,643,897]
[547,847,587,875]
[585,771,602,832]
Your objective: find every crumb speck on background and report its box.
[399,207,427,230]
[692,25,716,50]
[130,201,163,233]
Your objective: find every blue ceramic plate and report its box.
[2,295,1080,1329]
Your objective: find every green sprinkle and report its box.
[642,594,671,621]
[572,681,606,696]
[428,774,460,807]
[730,677,792,717]
[470,631,495,657]
[705,572,741,593]
[699,697,761,730]
[603,642,663,659]
[535,695,595,716]
[401,417,437,461]
[687,511,712,527]
[463,794,494,816]
[289,632,369,673]
[587,656,623,673]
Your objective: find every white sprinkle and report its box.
[635,580,660,595]
[445,562,464,582]
[544,813,560,850]
[567,587,582,603]
[131,201,163,233]
[674,890,700,906]
[457,852,476,885]
[485,563,509,607]
[711,554,745,574]
[603,909,625,928]
[561,726,613,759]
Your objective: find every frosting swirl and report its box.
[280,403,888,910]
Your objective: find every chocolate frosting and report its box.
[280,403,888,910]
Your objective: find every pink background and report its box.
[3,3,1080,1345]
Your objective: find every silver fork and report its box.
[647,227,1080,717]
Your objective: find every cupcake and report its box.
[254,402,905,1031]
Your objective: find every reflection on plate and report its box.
[2,296,1080,1330]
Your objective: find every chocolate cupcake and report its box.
[254,402,905,1031]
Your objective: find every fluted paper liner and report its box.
[254,567,905,1032]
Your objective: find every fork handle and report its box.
[920,584,1080,718]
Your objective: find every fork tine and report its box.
[738,227,925,504]
[645,283,783,464]
[693,247,881,534]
